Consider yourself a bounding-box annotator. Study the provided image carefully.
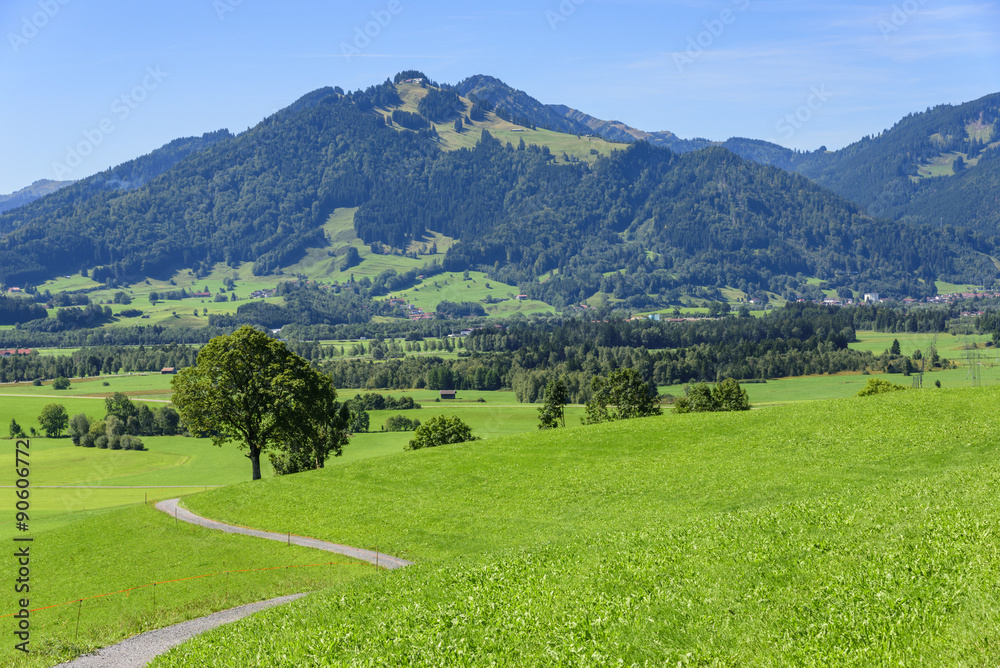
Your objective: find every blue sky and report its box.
[1,0,998,193]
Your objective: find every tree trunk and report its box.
[250,446,262,480]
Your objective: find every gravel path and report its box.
[52,593,307,668]
[54,500,414,666]
[155,498,413,569]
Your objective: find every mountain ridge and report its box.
[456,74,1000,234]
[0,179,76,214]
[1,74,995,307]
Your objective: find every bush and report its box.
[857,377,909,397]
[406,415,477,450]
[674,379,750,414]
[52,376,71,390]
[383,414,420,432]
[120,434,145,451]
[69,413,90,446]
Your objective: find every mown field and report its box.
[4,377,1000,664]
[140,386,1000,666]
[0,375,581,535]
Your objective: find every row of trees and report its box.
[536,370,750,430]
[0,344,199,383]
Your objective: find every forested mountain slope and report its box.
[0,76,995,306]
[458,75,1000,235]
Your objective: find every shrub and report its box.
[406,415,477,450]
[69,413,90,446]
[52,376,71,390]
[384,414,420,432]
[857,377,909,397]
[675,379,750,413]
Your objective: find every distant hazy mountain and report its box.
[0,179,75,213]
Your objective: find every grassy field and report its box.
[135,386,1000,666]
[934,280,984,294]
[847,330,992,357]
[0,375,579,535]
[1,505,375,668]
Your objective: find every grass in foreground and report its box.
[146,387,1000,666]
[1,505,375,668]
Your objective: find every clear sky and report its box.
[1,0,998,194]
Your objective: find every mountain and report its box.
[721,93,1000,234]
[458,76,1000,235]
[0,131,232,238]
[455,75,712,153]
[455,75,587,134]
[0,179,75,213]
[0,75,995,305]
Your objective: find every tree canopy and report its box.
[38,403,69,438]
[171,326,348,480]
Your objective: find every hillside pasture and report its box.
[151,386,1000,666]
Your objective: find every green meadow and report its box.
[2,505,374,668]
[142,386,1000,666]
[5,359,1000,664]
[847,330,992,357]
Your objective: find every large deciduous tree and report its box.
[38,403,69,438]
[171,326,349,480]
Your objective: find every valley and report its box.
[3,69,1000,666]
